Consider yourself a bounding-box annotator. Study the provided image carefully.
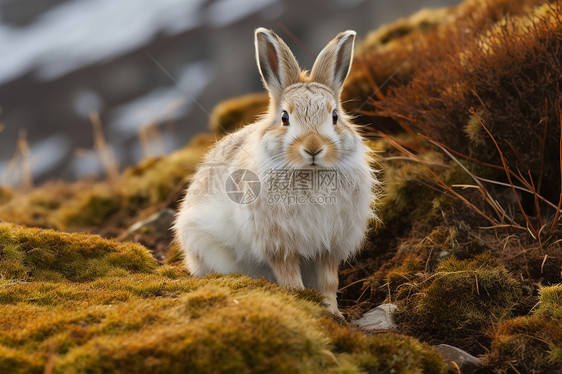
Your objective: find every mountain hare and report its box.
[174,28,376,317]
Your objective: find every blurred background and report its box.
[0,0,461,185]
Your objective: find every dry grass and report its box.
[2,130,33,193]
[138,122,165,160]
[90,112,120,184]
[374,1,562,202]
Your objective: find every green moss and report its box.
[385,227,461,300]
[30,197,61,210]
[156,264,185,279]
[486,284,562,372]
[208,92,269,135]
[538,284,562,318]
[440,159,478,187]
[0,345,41,374]
[0,273,448,374]
[0,223,447,374]
[0,222,156,282]
[375,158,440,226]
[393,256,522,352]
[58,189,121,228]
[56,292,322,373]
[120,134,213,209]
[0,182,92,229]
[321,319,446,374]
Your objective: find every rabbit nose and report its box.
[303,148,323,157]
[299,133,326,160]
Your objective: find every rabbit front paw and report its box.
[269,252,305,289]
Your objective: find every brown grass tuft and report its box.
[375,2,562,205]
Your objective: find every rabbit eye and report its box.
[281,110,289,126]
[332,110,338,125]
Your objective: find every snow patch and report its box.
[207,0,277,27]
[109,61,212,138]
[0,0,206,84]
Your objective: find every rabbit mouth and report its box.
[305,157,332,168]
[304,155,329,167]
[308,160,320,167]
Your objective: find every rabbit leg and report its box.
[184,251,213,277]
[317,254,344,318]
[179,227,244,276]
[269,252,305,289]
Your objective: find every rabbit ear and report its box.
[255,28,301,99]
[310,30,356,95]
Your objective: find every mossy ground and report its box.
[0,222,445,374]
[486,284,562,372]
[208,92,269,136]
[1,0,561,372]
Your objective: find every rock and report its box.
[119,208,176,263]
[352,303,398,331]
[434,344,482,373]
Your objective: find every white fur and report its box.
[174,28,378,316]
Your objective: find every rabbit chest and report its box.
[230,170,372,261]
